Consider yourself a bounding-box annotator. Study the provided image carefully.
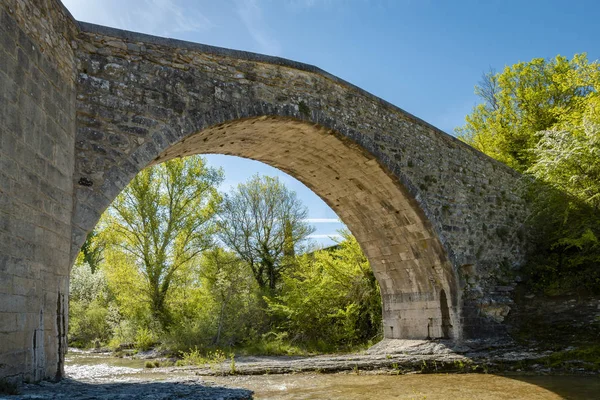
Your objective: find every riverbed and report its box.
[13,350,600,399]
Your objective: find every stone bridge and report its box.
[0,0,528,383]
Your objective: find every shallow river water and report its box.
[22,351,600,399]
[210,373,600,400]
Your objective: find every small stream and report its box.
[60,350,600,399]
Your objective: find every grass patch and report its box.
[542,345,600,369]
[176,348,236,375]
[234,338,309,357]
[144,361,160,368]
[507,344,600,372]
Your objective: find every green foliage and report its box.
[80,230,105,274]
[69,301,111,347]
[266,231,382,350]
[69,166,382,357]
[104,155,223,329]
[178,347,229,374]
[457,53,600,294]
[217,174,315,292]
[457,53,600,173]
[69,261,112,347]
[70,257,109,305]
[164,248,262,352]
[229,353,237,374]
[135,327,157,351]
[238,332,306,356]
[102,249,153,332]
[541,345,600,370]
[177,346,205,366]
[144,361,160,368]
[197,248,262,346]
[522,106,600,294]
[529,110,600,210]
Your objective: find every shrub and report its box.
[135,327,157,351]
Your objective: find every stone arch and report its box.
[157,115,461,340]
[74,109,462,340]
[71,22,528,342]
[440,289,452,339]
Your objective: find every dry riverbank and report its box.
[9,339,600,399]
[157,339,598,376]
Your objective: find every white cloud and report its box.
[308,234,342,239]
[303,218,341,223]
[235,0,282,55]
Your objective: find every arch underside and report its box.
[152,116,460,340]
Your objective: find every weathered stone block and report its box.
[0,294,26,313]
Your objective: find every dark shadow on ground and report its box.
[9,378,253,400]
[503,374,600,400]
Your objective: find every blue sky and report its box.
[62,0,600,246]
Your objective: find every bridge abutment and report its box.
[0,0,77,383]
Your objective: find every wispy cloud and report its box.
[285,0,337,9]
[141,0,214,35]
[62,0,214,37]
[303,218,341,223]
[308,234,342,239]
[235,0,282,55]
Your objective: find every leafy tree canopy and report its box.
[217,174,315,293]
[457,53,600,172]
[457,53,600,294]
[102,155,223,329]
[266,231,382,349]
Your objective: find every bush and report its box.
[266,232,382,351]
[69,300,112,347]
[145,361,160,368]
[135,327,158,351]
[69,260,112,347]
[522,179,600,295]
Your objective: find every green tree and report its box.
[103,156,223,329]
[69,255,112,347]
[267,231,382,350]
[457,53,600,172]
[80,229,105,274]
[217,175,315,293]
[199,248,260,346]
[164,248,261,351]
[524,99,600,293]
[457,53,600,294]
[529,100,600,210]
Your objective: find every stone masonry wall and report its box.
[72,24,528,341]
[0,0,77,383]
